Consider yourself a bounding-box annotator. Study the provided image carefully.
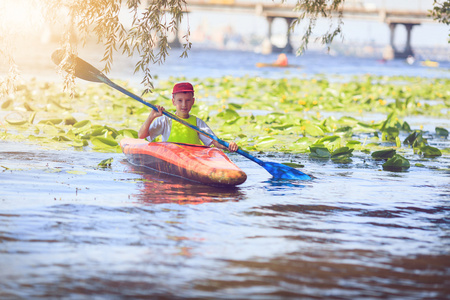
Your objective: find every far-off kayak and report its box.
[120,138,247,187]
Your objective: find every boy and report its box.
[138,82,238,152]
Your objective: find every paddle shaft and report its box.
[99,77,266,166]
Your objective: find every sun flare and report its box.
[0,0,45,36]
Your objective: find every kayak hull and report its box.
[120,138,247,187]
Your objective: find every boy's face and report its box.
[172,92,195,119]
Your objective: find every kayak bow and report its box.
[120,138,247,187]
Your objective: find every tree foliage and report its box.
[290,0,345,54]
[430,0,450,38]
[44,0,191,95]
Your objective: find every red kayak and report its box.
[120,138,247,187]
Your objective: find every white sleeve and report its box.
[146,116,171,142]
[196,118,216,146]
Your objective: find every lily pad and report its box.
[436,127,448,138]
[382,154,410,171]
[282,162,305,168]
[98,157,114,168]
[309,145,330,159]
[419,146,442,158]
[331,147,354,158]
[371,149,396,160]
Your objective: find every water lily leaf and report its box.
[118,129,138,139]
[229,103,242,110]
[6,117,28,125]
[98,157,113,167]
[346,140,361,148]
[339,116,359,126]
[382,154,410,171]
[217,108,240,119]
[66,170,87,175]
[73,120,91,128]
[272,124,294,130]
[304,123,324,137]
[53,135,71,142]
[371,149,396,160]
[282,162,305,168]
[28,111,37,124]
[72,120,92,134]
[309,146,330,158]
[382,127,399,142]
[1,99,13,109]
[335,126,352,133]
[72,139,88,147]
[91,137,119,148]
[401,121,411,132]
[256,137,277,149]
[436,127,448,138]
[24,102,34,111]
[331,147,353,157]
[38,119,63,125]
[419,146,442,158]
[90,126,107,137]
[404,131,427,148]
[64,116,78,125]
[316,135,340,144]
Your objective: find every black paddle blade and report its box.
[261,161,311,180]
[51,49,105,83]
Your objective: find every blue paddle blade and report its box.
[261,161,312,180]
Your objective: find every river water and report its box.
[1,48,450,299]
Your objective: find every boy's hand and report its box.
[228,141,238,152]
[150,105,165,119]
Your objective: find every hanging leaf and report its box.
[382,154,410,171]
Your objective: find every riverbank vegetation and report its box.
[1,74,449,172]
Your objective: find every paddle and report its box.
[51,50,311,180]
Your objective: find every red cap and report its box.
[172,82,194,94]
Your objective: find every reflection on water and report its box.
[130,165,246,205]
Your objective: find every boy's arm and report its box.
[138,106,164,139]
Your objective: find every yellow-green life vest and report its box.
[167,115,202,145]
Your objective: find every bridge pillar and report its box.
[387,22,417,59]
[266,16,295,53]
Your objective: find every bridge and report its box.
[165,0,439,59]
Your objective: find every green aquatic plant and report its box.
[0,75,448,174]
[419,146,442,158]
[382,154,411,172]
